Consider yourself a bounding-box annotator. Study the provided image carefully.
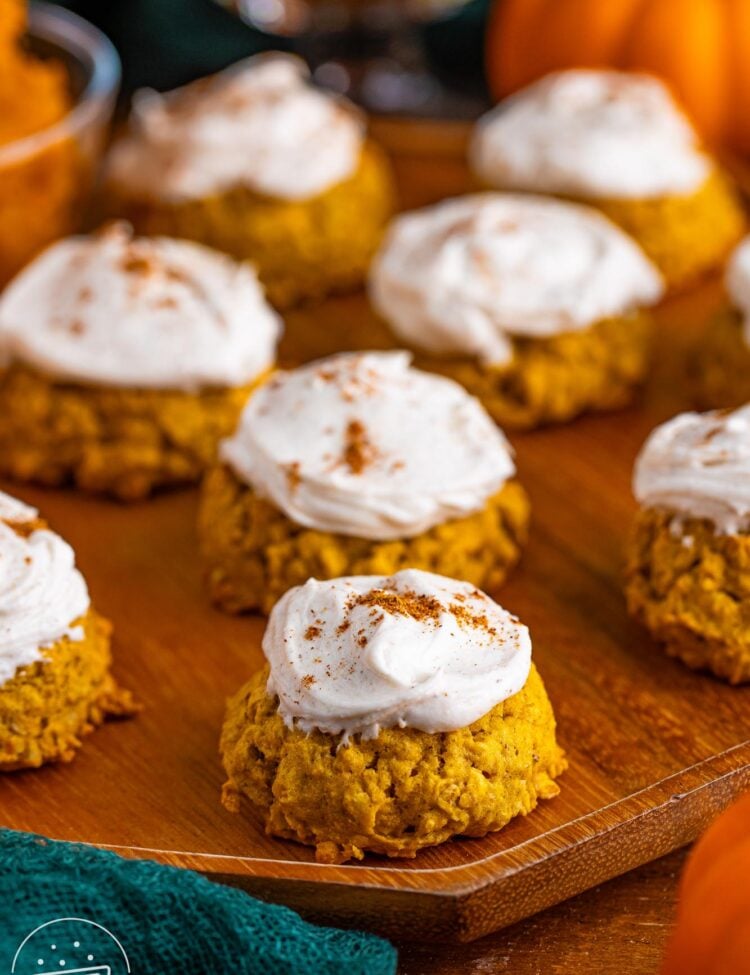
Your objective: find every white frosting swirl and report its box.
[220,351,516,540]
[265,568,532,739]
[0,223,281,391]
[470,70,711,200]
[0,491,37,524]
[726,236,750,348]
[0,501,90,686]
[369,194,663,366]
[634,406,750,533]
[106,54,364,203]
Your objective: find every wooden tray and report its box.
[1,126,750,944]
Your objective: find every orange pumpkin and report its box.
[661,790,750,975]
[486,0,750,153]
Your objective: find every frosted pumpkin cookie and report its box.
[199,351,528,613]
[104,54,395,310]
[626,406,750,683]
[470,70,745,290]
[0,490,136,769]
[369,193,663,429]
[694,237,750,409]
[221,568,566,862]
[0,222,281,500]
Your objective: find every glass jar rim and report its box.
[0,0,121,167]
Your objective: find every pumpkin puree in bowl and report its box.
[0,0,70,146]
[0,0,103,285]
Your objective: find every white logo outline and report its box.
[11,918,130,974]
[34,969,110,975]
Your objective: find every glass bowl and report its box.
[0,1,120,286]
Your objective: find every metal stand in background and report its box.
[216,0,488,116]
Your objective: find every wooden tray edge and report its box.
[455,752,750,941]
[212,754,750,943]
[82,745,750,942]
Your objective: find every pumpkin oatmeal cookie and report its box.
[626,405,750,683]
[221,570,566,862]
[692,307,750,411]
[591,170,744,293]
[0,223,280,500]
[470,70,744,290]
[200,352,527,612]
[200,465,528,614]
[370,194,662,429]
[0,365,262,501]
[0,490,136,770]
[693,237,750,410]
[414,311,652,430]
[104,55,395,309]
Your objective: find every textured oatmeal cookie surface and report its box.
[221,664,566,862]
[199,465,530,614]
[413,311,652,430]
[0,364,263,500]
[626,507,750,683]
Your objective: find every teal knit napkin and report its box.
[0,830,397,975]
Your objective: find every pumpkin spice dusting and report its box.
[349,587,444,624]
[284,462,301,493]
[7,518,44,539]
[121,254,154,276]
[449,602,498,637]
[304,625,320,641]
[341,419,377,474]
[336,584,504,639]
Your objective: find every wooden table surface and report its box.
[397,848,683,974]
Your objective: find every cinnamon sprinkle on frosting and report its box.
[218,351,517,542]
[0,222,281,391]
[0,490,91,686]
[105,54,364,203]
[448,602,498,637]
[349,587,443,624]
[263,568,533,738]
[121,253,154,276]
[342,419,377,474]
[285,462,301,493]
